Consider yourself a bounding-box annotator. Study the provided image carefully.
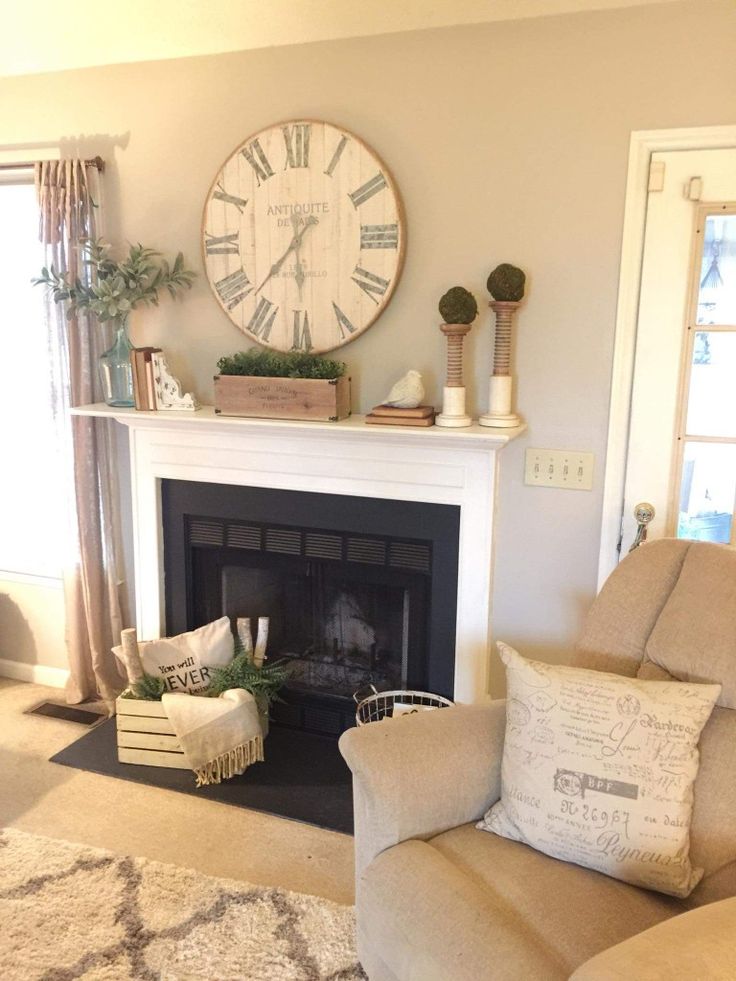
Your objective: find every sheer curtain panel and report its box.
[35,159,126,704]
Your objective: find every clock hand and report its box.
[255,215,318,295]
[292,214,307,298]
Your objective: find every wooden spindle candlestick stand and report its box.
[436,323,472,428]
[479,300,522,428]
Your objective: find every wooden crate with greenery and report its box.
[214,351,351,422]
[116,691,271,769]
[115,638,284,769]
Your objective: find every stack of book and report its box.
[365,404,436,427]
[131,347,161,410]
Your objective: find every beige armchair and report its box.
[340,540,736,980]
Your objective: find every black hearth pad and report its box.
[50,719,353,834]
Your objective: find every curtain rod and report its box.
[0,156,105,173]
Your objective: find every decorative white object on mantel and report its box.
[72,404,524,703]
[479,263,527,430]
[382,370,425,409]
[479,300,522,429]
[152,352,199,411]
[437,324,473,428]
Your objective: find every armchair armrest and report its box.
[570,897,736,980]
[339,701,505,876]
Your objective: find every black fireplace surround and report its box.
[163,481,460,737]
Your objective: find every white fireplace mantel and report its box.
[73,404,524,703]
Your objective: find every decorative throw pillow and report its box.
[115,617,235,694]
[477,642,720,898]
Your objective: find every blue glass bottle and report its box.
[99,315,134,407]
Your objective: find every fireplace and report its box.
[163,480,460,735]
[73,406,519,707]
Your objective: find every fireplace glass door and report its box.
[163,481,459,737]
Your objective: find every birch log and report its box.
[236,618,255,662]
[254,617,270,668]
[120,627,145,683]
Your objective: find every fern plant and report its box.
[120,638,289,704]
[121,673,166,701]
[206,639,290,705]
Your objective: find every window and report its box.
[676,206,736,544]
[0,178,67,578]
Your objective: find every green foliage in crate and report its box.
[206,642,291,707]
[217,350,346,379]
[121,673,167,701]
[120,639,289,705]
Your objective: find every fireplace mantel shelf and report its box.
[71,403,526,448]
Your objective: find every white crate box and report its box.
[116,692,269,769]
[116,694,189,769]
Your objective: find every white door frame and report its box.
[598,125,736,590]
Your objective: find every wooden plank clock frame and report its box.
[202,119,406,354]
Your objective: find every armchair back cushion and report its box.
[573,540,736,903]
[644,543,736,708]
[573,538,690,676]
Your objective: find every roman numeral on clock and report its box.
[215,269,252,310]
[349,172,387,208]
[247,297,278,341]
[282,124,311,169]
[324,134,349,177]
[332,301,356,339]
[360,224,399,250]
[351,266,390,305]
[213,183,247,212]
[291,310,313,351]
[205,232,240,255]
[241,139,275,185]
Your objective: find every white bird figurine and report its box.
[383,370,425,409]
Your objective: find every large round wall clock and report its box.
[202,119,405,354]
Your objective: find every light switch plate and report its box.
[524,448,594,490]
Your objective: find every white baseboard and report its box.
[0,657,69,689]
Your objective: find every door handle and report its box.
[629,502,656,552]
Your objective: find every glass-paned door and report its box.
[676,204,736,544]
[610,145,736,578]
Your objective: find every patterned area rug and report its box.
[0,828,365,981]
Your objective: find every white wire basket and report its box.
[353,684,454,726]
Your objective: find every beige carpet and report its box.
[0,827,365,981]
[0,679,354,904]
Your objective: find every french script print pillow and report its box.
[477,643,720,898]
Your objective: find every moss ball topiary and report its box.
[438,286,478,325]
[487,263,526,302]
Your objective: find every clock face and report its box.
[202,120,405,354]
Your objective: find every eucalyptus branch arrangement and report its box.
[33,237,196,322]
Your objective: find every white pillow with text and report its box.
[477,642,720,898]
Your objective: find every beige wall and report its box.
[0,579,68,672]
[1,1,735,692]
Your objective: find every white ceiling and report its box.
[1,0,683,78]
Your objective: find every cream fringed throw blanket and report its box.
[162,689,264,786]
